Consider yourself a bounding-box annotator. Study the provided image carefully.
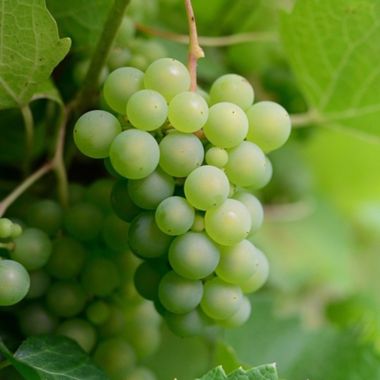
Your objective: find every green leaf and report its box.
[7,335,108,380]
[46,0,112,52]
[197,365,278,380]
[0,0,70,109]
[281,0,380,138]
[197,366,227,380]
[31,79,63,105]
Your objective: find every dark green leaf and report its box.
[281,0,380,138]
[0,0,70,109]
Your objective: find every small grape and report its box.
[101,213,130,251]
[0,218,13,238]
[85,178,114,213]
[110,129,160,179]
[73,110,122,159]
[240,249,269,293]
[205,146,228,168]
[86,300,110,325]
[219,296,251,328]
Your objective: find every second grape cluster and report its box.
[74,57,291,336]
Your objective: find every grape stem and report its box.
[290,110,321,128]
[135,23,277,46]
[184,0,204,91]
[20,104,34,175]
[264,199,315,222]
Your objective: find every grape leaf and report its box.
[8,335,108,380]
[46,0,112,52]
[281,0,380,138]
[197,364,278,380]
[197,366,227,380]
[0,0,70,110]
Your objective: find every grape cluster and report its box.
[0,182,160,380]
[74,57,291,336]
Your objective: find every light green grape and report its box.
[191,213,205,232]
[159,132,204,177]
[94,338,136,379]
[184,165,229,211]
[64,202,103,241]
[56,318,97,353]
[232,191,264,235]
[11,228,52,270]
[246,101,291,152]
[0,218,13,238]
[168,232,219,280]
[155,196,195,236]
[203,102,248,148]
[103,67,144,114]
[86,300,110,325]
[27,199,63,236]
[127,89,168,131]
[81,257,121,297]
[165,308,212,337]
[225,141,268,188]
[110,129,160,179]
[128,168,175,210]
[46,237,87,279]
[200,277,243,320]
[123,367,157,380]
[46,281,86,318]
[216,240,260,285]
[101,213,130,251]
[209,74,254,110]
[124,324,161,359]
[219,296,251,328]
[205,146,228,168]
[107,48,131,71]
[168,91,208,133]
[144,58,191,101]
[205,199,251,246]
[10,223,22,238]
[0,259,30,306]
[240,249,269,293]
[73,110,122,159]
[111,179,141,222]
[133,39,167,63]
[129,212,173,258]
[158,271,203,314]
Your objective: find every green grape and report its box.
[56,318,97,353]
[85,178,114,213]
[124,299,161,327]
[107,47,132,71]
[168,232,219,280]
[46,237,87,279]
[205,146,228,168]
[98,305,126,337]
[0,218,13,238]
[73,60,109,85]
[216,240,260,285]
[205,199,251,246]
[128,212,173,258]
[94,338,136,379]
[191,213,205,232]
[110,129,160,179]
[64,202,103,241]
[219,296,251,328]
[103,67,144,114]
[196,87,210,104]
[10,223,22,238]
[111,179,142,222]
[73,110,122,159]
[184,165,229,210]
[124,324,161,359]
[104,157,123,178]
[26,199,63,235]
[11,228,52,270]
[133,39,167,63]
[128,168,175,210]
[165,308,211,337]
[19,304,57,336]
[26,269,51,299]
[115,249,142,281]
[127,89,168,131]
[68,183,85,205]
[155,196,195,236]
[225,141,267,188]
[240,249,269,293]
[144,58,191,101]
[246,101,291,153]
[101,213,130,251]
[81,257,121,297]
[128,54,149,71]
[209,74,254,110]
[200,277,243,320]
[46,281,86,318]
[158,271,203,314]
[0,259,30,306]
[203,102,248,148]
[86,300,110,325]
[123,367,157,380]
[114,16,135,48]
[168,91,208,133]
[134,259,168,300]
[232,191,264,235]
[159,132,204,177]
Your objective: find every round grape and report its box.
[240,249,269,293]
[205,146,228,168]
[219,296,251,328]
